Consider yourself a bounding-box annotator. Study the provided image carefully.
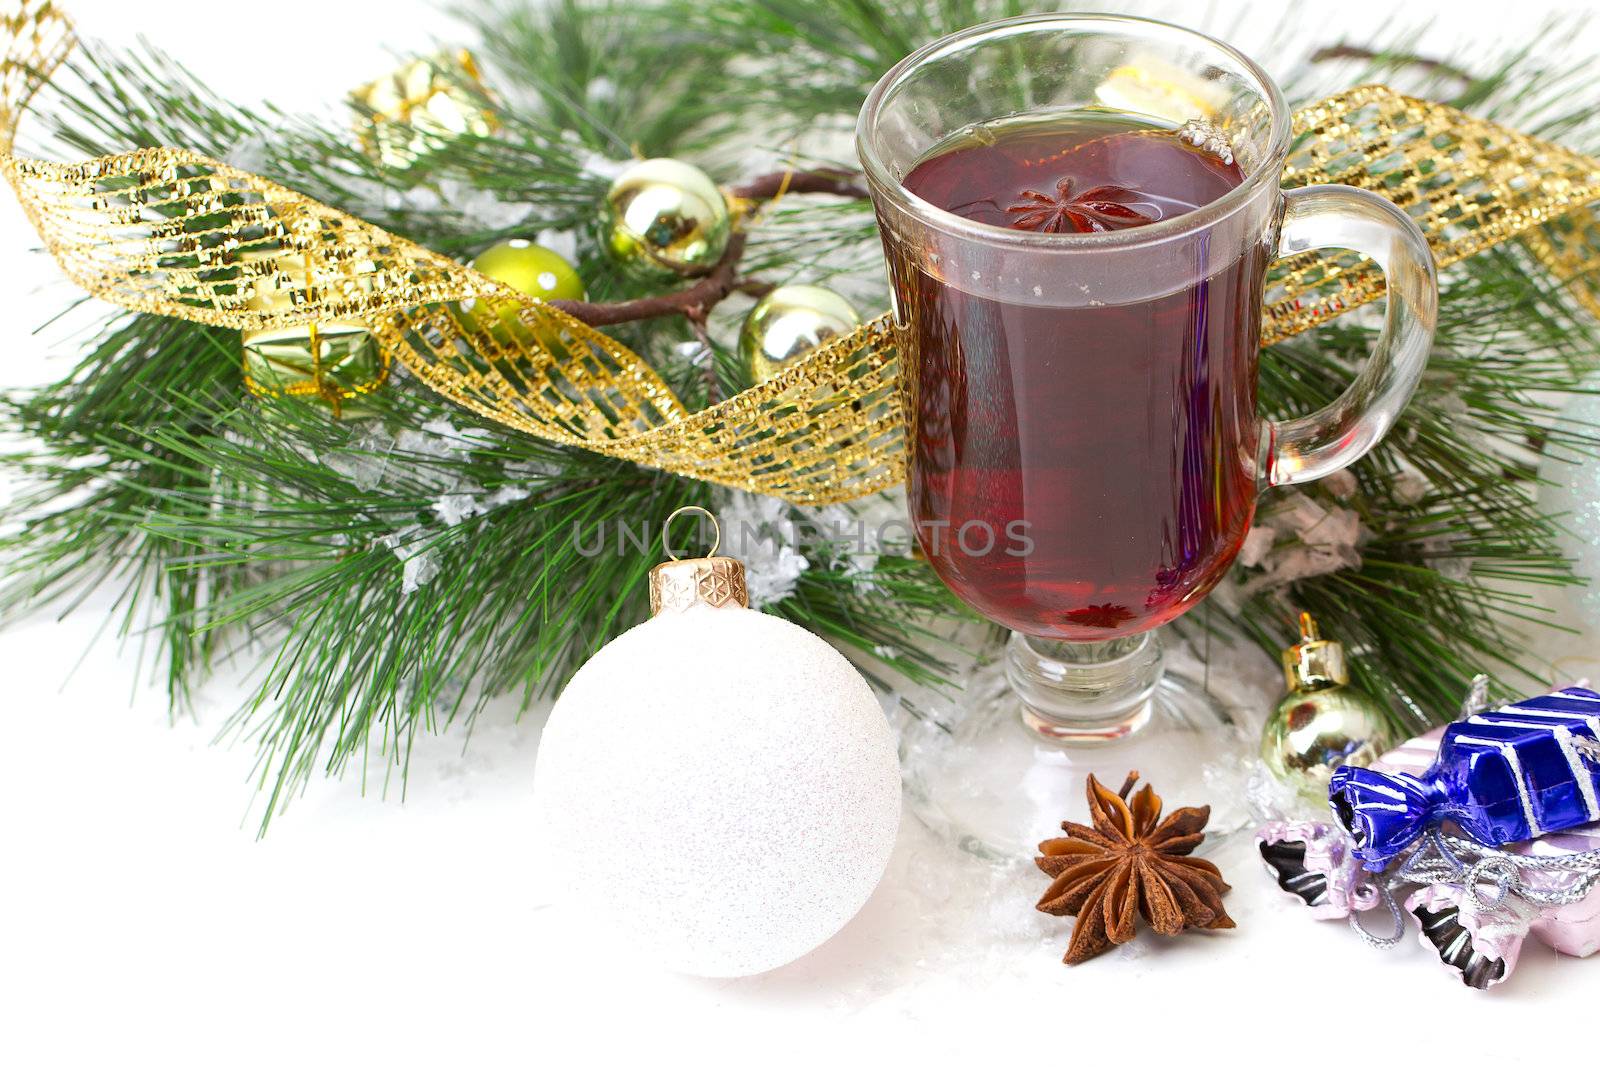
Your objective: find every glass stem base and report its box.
[1008,630,1163,744]
[901,625,1252,862]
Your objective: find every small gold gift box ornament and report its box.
[239,249,389,417]
[349,50,498,169]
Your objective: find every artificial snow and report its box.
[717,489,809,607]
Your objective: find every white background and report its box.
[4,1,1600,1062]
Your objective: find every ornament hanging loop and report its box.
[663,504,721,560]
[650,506,747,615]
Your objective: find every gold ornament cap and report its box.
[648,506,748,616]
[1282,612,1348,691]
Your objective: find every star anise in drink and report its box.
[1063,603,1135,629]
[1035,771,1235,964]
[1005,177,1157,234]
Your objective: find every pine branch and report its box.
[5,0,1600,821]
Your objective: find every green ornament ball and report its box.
[602,158,732,280]
[740,284,861,384]
[460,239,586,339]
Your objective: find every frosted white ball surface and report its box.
[534,604,902,977]
[1540,390,1600,631]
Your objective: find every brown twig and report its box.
[728,168,870,201]
[550,230,749,327]
[547,168,867,329]
[1309,44,1476,90]
[734,278,777,299]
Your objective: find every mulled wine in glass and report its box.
[857,14,1437,857]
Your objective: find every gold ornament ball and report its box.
[1260,614,1397,802]
[740,284,861,384]
[459,239,585,342]
[1260,688,1396,802]
[602,158,732,279]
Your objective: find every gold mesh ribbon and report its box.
[4,2,1600,505]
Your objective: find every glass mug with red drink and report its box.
[857,13,1436,854]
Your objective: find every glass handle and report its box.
[1265,185,1438,486]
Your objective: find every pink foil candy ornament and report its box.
[1535,886,1600,956]
[1258,820,1378,919]
[1520,823,1600,958]
[1405,881,1537,989]
[1371,727,1443,776]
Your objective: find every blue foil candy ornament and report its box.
[1329,687,1600,869]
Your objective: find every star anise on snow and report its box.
[1004,178,1156,234]
[1035,771,1234,964]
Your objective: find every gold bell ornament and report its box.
[600,158,732,279]
[533,506,900,977]
[739,284,861,384]
[1259,613,1397,801]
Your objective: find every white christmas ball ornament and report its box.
[534,522,901,977]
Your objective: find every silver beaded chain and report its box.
[1347,825,1600,948]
